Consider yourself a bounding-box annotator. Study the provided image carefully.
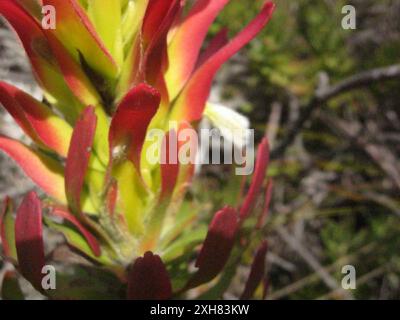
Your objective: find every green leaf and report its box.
[88,0,124,67]
[1,199,17,260]
[49,265,123,300]
[45,218,114,266]
[162,226,207,263]
[1,271,24,300]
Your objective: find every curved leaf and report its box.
[171,2,275,122]
[186,206,238,289]
[165,0,230,100]
[0,81,72,157]
[42,0,119,78]
[0,136,66,203]
[109,83,160,172]
[0,0,82,120]
[49,207,101,257]
[257,179,273,229]
[142,0,182,85]
[65,107,97,214]
[196,28,229,68]
[239,138,270,220]
[87,0,123,66]
[240,240,268,300]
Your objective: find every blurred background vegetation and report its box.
[191,0,400,299]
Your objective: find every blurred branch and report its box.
[268,242,377,300]
[276,226,354,299]
[362,192,400,218]
[267,252,297,273]
[266,102,282,149]
[317,263,392,300]
[271,64,400,159]
[320,111,400,191]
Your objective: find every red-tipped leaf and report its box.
[166,0,230,100]
[50,207,101,257]
[142,0,182,84]
[257,179,273,228]
[196,28,229,68]
[109,84,160,172]
[42,0,118,78]
[0,136,66,202]
[240,138,270,220]
[172,2,275,122]
[65,107,97,214]
[143,0,179,44]
[187,206,238,288]
[0,81,72,157]
[0,1,98,114]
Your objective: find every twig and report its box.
[276,226,354,299]
[319,111,400,191]
[266,102,282,149]
[268,242,377,300]
[267,252,297,273]
[317,264,390,300]
[271,64,400,159]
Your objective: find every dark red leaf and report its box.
[143,0,182,84]
[15,192,45,291]
[240,240,268,300]
[187,206,238,289]
[143,0,179,44]
[239,138,270,220]
[127,251,172,300]
[65,106,97,214]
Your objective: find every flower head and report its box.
[0,0,275,299]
